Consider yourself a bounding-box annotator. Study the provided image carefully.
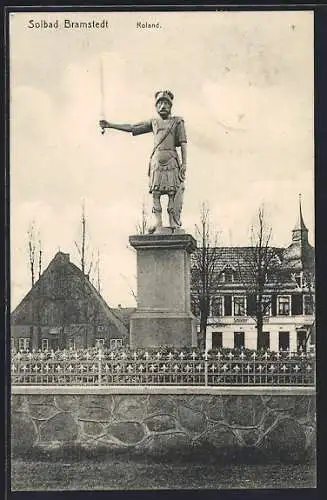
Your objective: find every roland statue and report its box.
[99,90,187,234]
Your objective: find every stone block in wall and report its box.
[39,413,78,442]
[144,414,177,432]
[223,396,265,427]
[82,421,105,437]
[113,395,148,421]
[28,395,55,406]
[28,404,59,420]
[78,395,111,410]
[260,417,306,462]
[265,396,296,412]
[177,405,206,434]
[11,395,28,413]
[11,413,38,454]
[237,428,260,447]
[203,396,224,422]
[105,421,145,445]
[186,395,212,411]
[77,407,111,422]
[205,423,240,449]
[260,410,279,433]
[147,395,176,416]
[54,395,80,412]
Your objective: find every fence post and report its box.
[204,351,208,386]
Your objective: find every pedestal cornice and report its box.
[129,233,197,254]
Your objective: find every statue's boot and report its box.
[148,212,162,234]
[168,209,179,231]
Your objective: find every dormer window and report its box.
[292,272,303,288]
[221,264,236,283]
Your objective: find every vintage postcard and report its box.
[8,8,316,491]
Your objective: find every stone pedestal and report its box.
[129,231,197,348]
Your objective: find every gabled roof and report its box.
[11,252,128,337]
[191,245,306,290]
[192,246,284,271]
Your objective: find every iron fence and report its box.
[11,348,315,386]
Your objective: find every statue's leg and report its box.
[168,193,177,230]
[148,192,162,234]
[171,183,184,228]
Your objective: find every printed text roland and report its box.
[136,21,161,29]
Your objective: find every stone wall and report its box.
[11,387,316,463]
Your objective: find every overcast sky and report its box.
[10,10,314,310]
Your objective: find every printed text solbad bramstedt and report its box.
[28,19,109,29]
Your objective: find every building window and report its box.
[291,294,303,315]
[303,295,314,315]
[224,295,232,316]
[110,338,123,349]
[234,296,246,316]
[225,270,234,283]
[18,338,30,351]
[262,332,270,350]
[50,338,59,351]
[261,296,271,316]
[293,272,303,288]
[95,338,105,348]
[211,296,223,317]
[246,294,256,316]
[297,330,307,351]
[277,296,290,316]
[41,338,49,351]
[234,332,245,349]
[67,338,76,350]
[212,332,223,349]
[279,331,290,351]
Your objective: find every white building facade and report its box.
[192,200,315,352]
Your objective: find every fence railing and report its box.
[11,348,315,386]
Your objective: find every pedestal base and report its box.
[129,232,197,348]
[130,311,197,348]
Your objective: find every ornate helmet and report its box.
[155,90,174,105]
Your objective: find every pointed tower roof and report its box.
[292,194,308,239]
[284,195,314,272]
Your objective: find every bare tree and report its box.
[73,202,99,347]
[120,273,137,302]
[74,201,95,277]
[136,201,149,235]
[191,203,223,349]
[27,221,37,287]
[27,221,43,349]
[236,205,284,350]
[38,235,42,280]
[95,249,101,294]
